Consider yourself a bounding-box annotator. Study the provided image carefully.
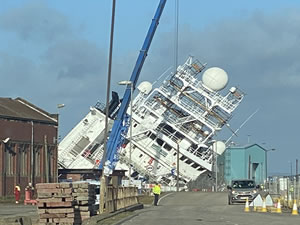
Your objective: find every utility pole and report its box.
[177,142,179,192]
[296,159,298,202]
[99,0,116,214]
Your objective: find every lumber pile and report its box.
[36,183,96,225]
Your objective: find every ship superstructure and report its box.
[58,56,244,185]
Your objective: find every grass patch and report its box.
[138,195,154,205]
[138,192,171,205]
[0,195,18,203]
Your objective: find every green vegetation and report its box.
[0,195,19,203]
[138,195,154,205]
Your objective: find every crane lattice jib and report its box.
[102,0,167,174]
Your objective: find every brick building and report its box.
[0,97,58,196]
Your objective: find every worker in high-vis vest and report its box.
[152,182,161,206]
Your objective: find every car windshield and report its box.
[232,180,255,189]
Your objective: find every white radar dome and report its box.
[212,141,226,155]
[137,81,152,95]
[202,67,228,91]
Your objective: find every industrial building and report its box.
[0,97,58,196]
[218,144,267,185]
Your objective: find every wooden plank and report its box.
[37,197,73,203]
[36,183,59,189]
[45,201,74,207]
[40,213,69,218]
[37,188,62,193]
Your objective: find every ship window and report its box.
[163,143,172,151]
[161,177,171,184]
[150,134,156,140]
[173,152,177,156]
[134,123,138,128]
[180,155,186,161]
[185,159,193,165]
[139,154,143,158]
[90,143,100,154]
[156,138,164,146]
[191,143,198,150]
[192,163,199,168]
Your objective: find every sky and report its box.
[1,0,300,175]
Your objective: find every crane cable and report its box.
[174,0,179,75]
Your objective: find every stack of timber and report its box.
[72,183,97,220]
[106,186,139,212]
[36,183,96,225]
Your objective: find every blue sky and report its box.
[1,0,300,175]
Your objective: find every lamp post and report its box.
[176,141,180,192]
[209,140,218,192]
[56,104,65,182]
[57,104,65,143]
[265,148,275,189]
[213,143,218,192]
[118,80,133,185]
[288,160,293,201]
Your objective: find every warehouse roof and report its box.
[226,143,267,151]
[0,97,57,125]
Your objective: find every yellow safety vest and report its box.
[152,185,161,195]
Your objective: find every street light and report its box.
[57,104,66,143]
[265,148,275,187]
[56,104,65,183]
[210,140,226,192]
[118,80,133,185]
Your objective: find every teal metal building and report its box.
[219,144,267,185]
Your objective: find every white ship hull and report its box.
[58,56,244,185]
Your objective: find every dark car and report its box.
[227,179,259,205]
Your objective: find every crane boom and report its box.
[102,0,167,175]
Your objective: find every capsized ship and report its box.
[58,56,244,185]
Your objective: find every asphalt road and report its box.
[117,192,300,225]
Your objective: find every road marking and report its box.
[158,193,174,205]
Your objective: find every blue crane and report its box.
[101,0,167,175]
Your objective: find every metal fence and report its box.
[266,175,300,207]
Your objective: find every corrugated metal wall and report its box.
[0,119,57,197]
[223,144,266,185]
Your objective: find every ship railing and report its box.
[157,85,218,130]
[132,133,149,142]
[94,101,106,112]
[186,146,213,163]
[159,85,175,97]
[177,70,239,113]
[144,99,157,109]
[159,115,199,142]
[143,91,211,144]
[178,98,217,129]
[174,115,195,125]
[192,79,239,112]
[119,154,156,181]
[155,126,179,143]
